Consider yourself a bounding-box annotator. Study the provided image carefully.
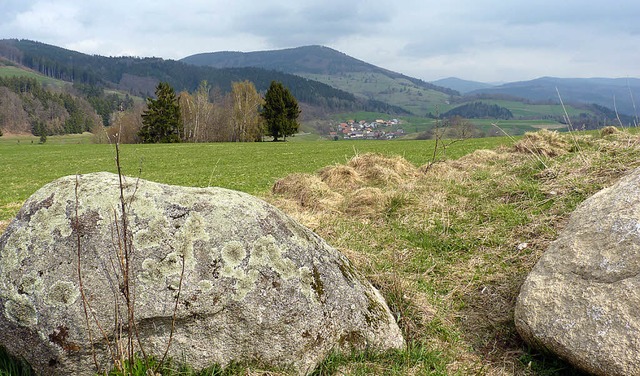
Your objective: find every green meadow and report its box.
[0,134,511,221]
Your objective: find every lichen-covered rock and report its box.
[515,167,640,376]
[0,172,404,375]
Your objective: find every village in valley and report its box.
[329,118,404,140]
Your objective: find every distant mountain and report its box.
[469,77,640,116]
[182,46,459,116]
[431,77,494,94]
[0,39,408,116]
[183,45,379,75]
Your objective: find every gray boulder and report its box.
[0,172,404,375]
[515,167,640,375]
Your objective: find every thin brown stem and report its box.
[156,254,186,372]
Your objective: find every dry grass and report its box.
[0,220,8,233]
[271,173,342,212]
[600,125,618,136]
[513,129,571,157]
[347,153,419,186]
[318,164,365,192]
[269,129,640,375]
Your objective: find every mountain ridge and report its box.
[181,45,459,116]
[182,45,458,95]
[0,39,409,116]
[469,76,640,116]
[430,77,495,94]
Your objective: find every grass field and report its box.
[0,65,68,88]
[2,128,639,375]
[0,134,511,221]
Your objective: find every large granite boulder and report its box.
[515,168,640,375]
[0,172,404,375]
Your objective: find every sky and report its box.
[1,0,638,83]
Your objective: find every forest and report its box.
[0,76,102,136]
[0,39,407,115]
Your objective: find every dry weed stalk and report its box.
[555,87,585,162]
[74,137,185,374]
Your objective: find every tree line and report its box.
[102,80,300,144]
[439,102,514,120]
[0,76,101,136]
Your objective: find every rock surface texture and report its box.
[0,172,404,375]
[515,167,640,376]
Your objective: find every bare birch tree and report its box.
[231,80,264,142]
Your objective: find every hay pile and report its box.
[342,187,389,217]
[272,153,419,218]
[513,129,571,157]
[318,164,364,191]
[272,173,342,211]
[600,125,619,136]
[347,153,419,185]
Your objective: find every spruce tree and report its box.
[261,81,300,141]
[138,82,182,143]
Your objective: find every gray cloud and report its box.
[0,0,637,82]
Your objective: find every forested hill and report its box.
[182,45,457,96]
[181,45,459,116]
[0,39,408,115]
[469,77,640,116]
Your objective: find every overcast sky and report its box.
[1,1,638,83]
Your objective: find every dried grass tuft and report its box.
[271,173,342,211]
[513,129,571,157]
[0,220,8,233]
[347,153,418,185]
[342,187,389,217]
[600,125,619,136]
[317,164,364,192]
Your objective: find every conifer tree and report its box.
[261,81,300,141]
[138,82,182,143]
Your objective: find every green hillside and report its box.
[0,59,67,88]
[302,71,451,116]
[0,39,406,117]
[182,46,458,116]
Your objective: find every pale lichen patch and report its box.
[18,273,43,295]
[1,230,25,271]
[173,212,208,269]
[298,266,315,301]
[250,236,297,279]
[235,269,259,300]
[221,241,246,268]
[198,280,214,292]
[134,216,169,249]
[32,193,73,239]
[4,295,37,327]
[140,252,183,284]
[46,281,79,307]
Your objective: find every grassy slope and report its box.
[0,64,68,88]
[302,72,451,116]
[2,129,639,375]
[438,99,587,118]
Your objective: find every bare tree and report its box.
[179,81,214,142]
[231,80,264,142]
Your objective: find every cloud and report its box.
[0,0,637,81]
[232,0,395,48]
